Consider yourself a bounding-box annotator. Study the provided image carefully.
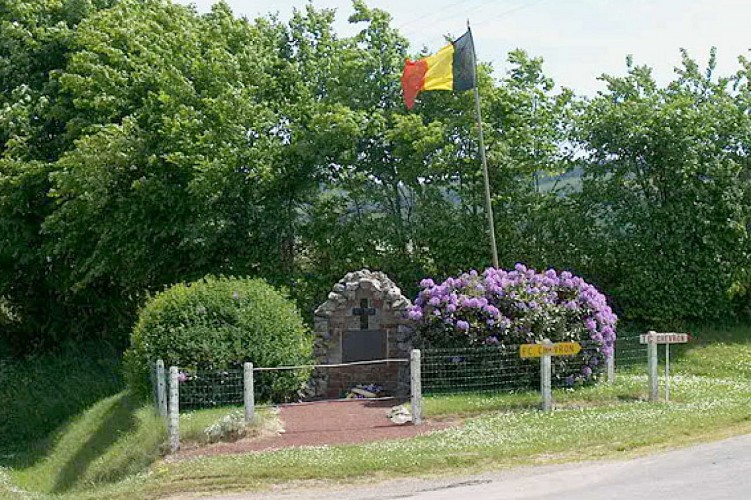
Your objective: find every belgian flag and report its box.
[401,29,477,109]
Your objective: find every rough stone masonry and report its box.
[310,269,414,399]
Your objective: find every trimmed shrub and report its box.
[408,265,617,387]
[125,276,313,402]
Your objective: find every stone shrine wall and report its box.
[310,269,414,399]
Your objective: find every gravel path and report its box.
[178,399,450,458]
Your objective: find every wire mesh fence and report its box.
[615,333,648,372]
[177,367,244,410]
[163,359,412,411]
[550,340,610,389]
[421,340,614,395]
[421,345,536,394]
[149,332,659,453]
[153,332,653,425]
[165,336,646,409]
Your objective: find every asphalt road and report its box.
[199,434,751,500]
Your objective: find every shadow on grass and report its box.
[50,393,139,494]
[0,343,123,469]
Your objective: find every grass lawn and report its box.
[422,376,645,419]
[50,374,750,500]
[2,323,750,499]
[425,322,751,417]
[3,394,275,497]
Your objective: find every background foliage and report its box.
[1,0,749,354]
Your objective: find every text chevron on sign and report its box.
[519,342,582,358]
[639,332,690,344]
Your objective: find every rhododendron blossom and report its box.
[408,265,617,384]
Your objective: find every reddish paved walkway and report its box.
[179,400,451,458]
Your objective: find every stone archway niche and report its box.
[311,269,414,399]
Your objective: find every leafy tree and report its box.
[295,6,576,306]
[0,0,116,348]
[3,0,747,355]
[1,0,325,349]
[575,50,751,324]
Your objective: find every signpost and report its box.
[520,342,582,358]
[640,331,690,402]
[519,340,582,412]
[639,333,690,344]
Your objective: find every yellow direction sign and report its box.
[519,342,582,358]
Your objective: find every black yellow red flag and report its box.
[401,30,476,109]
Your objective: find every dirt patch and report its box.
[177,400,452,459]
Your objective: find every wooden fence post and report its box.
[244,362,255,425]
[410,349,422,425]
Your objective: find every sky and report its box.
[176,0,751,95]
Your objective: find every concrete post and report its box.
[647,332,659,402]
[410,349,422,425]
[665,344,670,403]
[244,362,255,425]
[541,339,553,412]
[606,354,615,385]
[156,359,167,418]
[168,366,180,453]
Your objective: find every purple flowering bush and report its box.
[408,265,617,385]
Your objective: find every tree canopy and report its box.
[1,0,749,352]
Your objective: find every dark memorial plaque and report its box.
[342,329,386,362]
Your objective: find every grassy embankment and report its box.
[0,346,272,498]
[5,394,274,496]
[0,342,124,463]
[2,324,750,499]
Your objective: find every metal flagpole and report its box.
[468,22,499,269]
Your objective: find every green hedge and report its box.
[125,276,313,403]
